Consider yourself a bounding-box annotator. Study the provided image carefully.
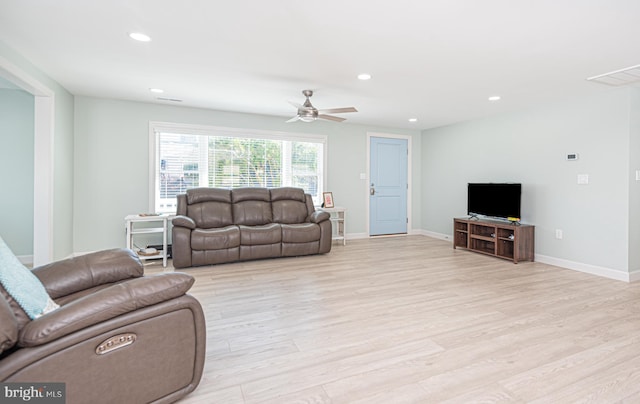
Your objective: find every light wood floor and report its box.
[148,236,640,403]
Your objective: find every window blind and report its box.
[152,125,325,213]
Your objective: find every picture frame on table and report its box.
[322,192,335,208]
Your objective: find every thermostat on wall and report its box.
[566,153,579,161]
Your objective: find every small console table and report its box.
[125,214,173,267]
[319,207,346,245]
[453,218,534,263]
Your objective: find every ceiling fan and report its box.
[286,90,357,123]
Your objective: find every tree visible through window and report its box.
[152,126,325,213]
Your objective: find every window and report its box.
[150,122,326,213]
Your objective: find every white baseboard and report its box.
[533,254,630,282]
[629,269,640,282]
[416,230,634,283]
[17,255,33,266]
[346,232,368,240]
[415,229,452,242]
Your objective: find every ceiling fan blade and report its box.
[317,107,358,114]
[286,116,300,123]
[318,114,346,122]
[288,101,313,111]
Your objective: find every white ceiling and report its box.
[1,0,639,130]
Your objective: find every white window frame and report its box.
[148,121,328,213]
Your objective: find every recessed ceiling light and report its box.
[129,32,151,42]
[357,73,372,80]
[488,96,501,101]
[408,118,418,122]
[149,88,164,93]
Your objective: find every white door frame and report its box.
[0,56,55,265]
[366,132,412,236]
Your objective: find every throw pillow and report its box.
[0,236,59,319]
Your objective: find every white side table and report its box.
[319,207,346,245]
[125,214,173,267]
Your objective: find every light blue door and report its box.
[370,137,408,236]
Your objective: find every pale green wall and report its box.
[422,88,634,273]
[0,40,75,260]
[52,90,75,261]
[73,96,421,252]
[629,88,640,273]
[0,88,34,255]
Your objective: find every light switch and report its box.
[577,174,589,185]
[636,170,640,181]
[359,173,366,180]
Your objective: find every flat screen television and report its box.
[467,183,521,220]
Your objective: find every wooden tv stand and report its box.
[453,218,534,263]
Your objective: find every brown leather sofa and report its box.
[172,187,332,268]
[0,248,206,404]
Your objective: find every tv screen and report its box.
[467,183,521,219]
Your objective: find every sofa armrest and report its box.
[309,210,331,223]
[32,248,144,299]
[172,215,196,229]
[18,273,195,347]
[0,296,18,354]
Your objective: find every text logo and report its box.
[1,383,65,403]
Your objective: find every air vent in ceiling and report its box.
[587,64,640,86]
[156,97,183,102]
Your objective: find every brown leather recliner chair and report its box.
[0,248,206,404]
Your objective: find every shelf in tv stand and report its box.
[453,217,535,264]
[470,234,495,242]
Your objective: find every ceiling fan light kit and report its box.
[287,90,357,123]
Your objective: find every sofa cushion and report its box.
[191,226,240,251]
[239,224,282,245]
[271,187,309,224]
[186,188,233,228]
[281,223,321,243]
[232,188,273,225]
[187,187,232,205]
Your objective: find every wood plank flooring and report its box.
[147,236,640,403]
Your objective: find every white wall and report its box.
[73,96,421,253]
[0,88,34,256]
[422,88,635,275]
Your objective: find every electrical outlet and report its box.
[555,229,563,239]
[577,174,589,185]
